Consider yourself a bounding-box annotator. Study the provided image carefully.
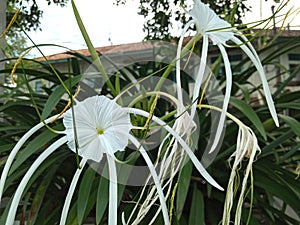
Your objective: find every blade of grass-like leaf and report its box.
[96,177,109,224]
[276,102,300,111]
[234,82,251,103]
[77,167,96,225]
[28,165,59,225]
[261,130,294,156]
[188,184,205,225]
[9,127,59,174]
[254,169,300,213]
[273,65,300,98]
[256,199,300,225]
[278,142,300,163]
[42,75,82,119]
[176,160,192,220]
[230,97,267,140]
[71,0,116,95]
[278,114,300,137]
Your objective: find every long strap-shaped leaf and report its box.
[71,0,116,96]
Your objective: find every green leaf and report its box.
[176,160,192,219]
[28,165,58,225]
[96,177,109,224]
[234,82,251,103]
[189,184,205,225]
[9,128,59,175]
[41,75,82,119]
[278,114,300,137]
[77,167,96,225]
[230,97,267,140]
[71,0,116,95]
[255,165,300,214]
[261,130,294,156]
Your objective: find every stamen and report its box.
[97,127,105,135]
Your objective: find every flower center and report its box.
[96,127,105,135]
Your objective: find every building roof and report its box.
[36,29,300,62]
[36,41,155,62]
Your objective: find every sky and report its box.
[28,0,145,56]
[27,0,300,57]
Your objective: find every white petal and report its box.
[190,0,234,45]
[63,95,132,162]
[209,44,232,153]
[60,158,87,225]
[6,137,67,225]
[231,36,279,126]
[107,154,118,225]
[78,138,104,162]
[176,20,194,111]
[129,135,170,225]
[0,115,58,203]
[191,35,209,120]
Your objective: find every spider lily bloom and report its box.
[61,95,133,225]
[200,104,260,225]
[179,0,279,152]
[0,96,168,225]
[222,125,261,225]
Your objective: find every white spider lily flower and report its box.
[179,0,279,153]
[189,0,234,45]
[222,121,261,225]
[61,95,170,225]
[0,95,170,225]
[63,95,132,162]
[200,104,260,225]
[60,96,135,225]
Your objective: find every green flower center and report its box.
[96,127,105,135]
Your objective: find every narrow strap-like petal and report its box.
[176,20,194,111]
[191,35,209,121]
[129,135,170,225]
[107,154,118,225]
[231,36,279,127]
[0,115,58,201]
[209,44,232,153]
[6,136,67,225]
[60,158,87,225]
[126,108,223,191]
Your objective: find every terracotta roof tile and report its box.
[36,29,300,62]
[36,41,154,61]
